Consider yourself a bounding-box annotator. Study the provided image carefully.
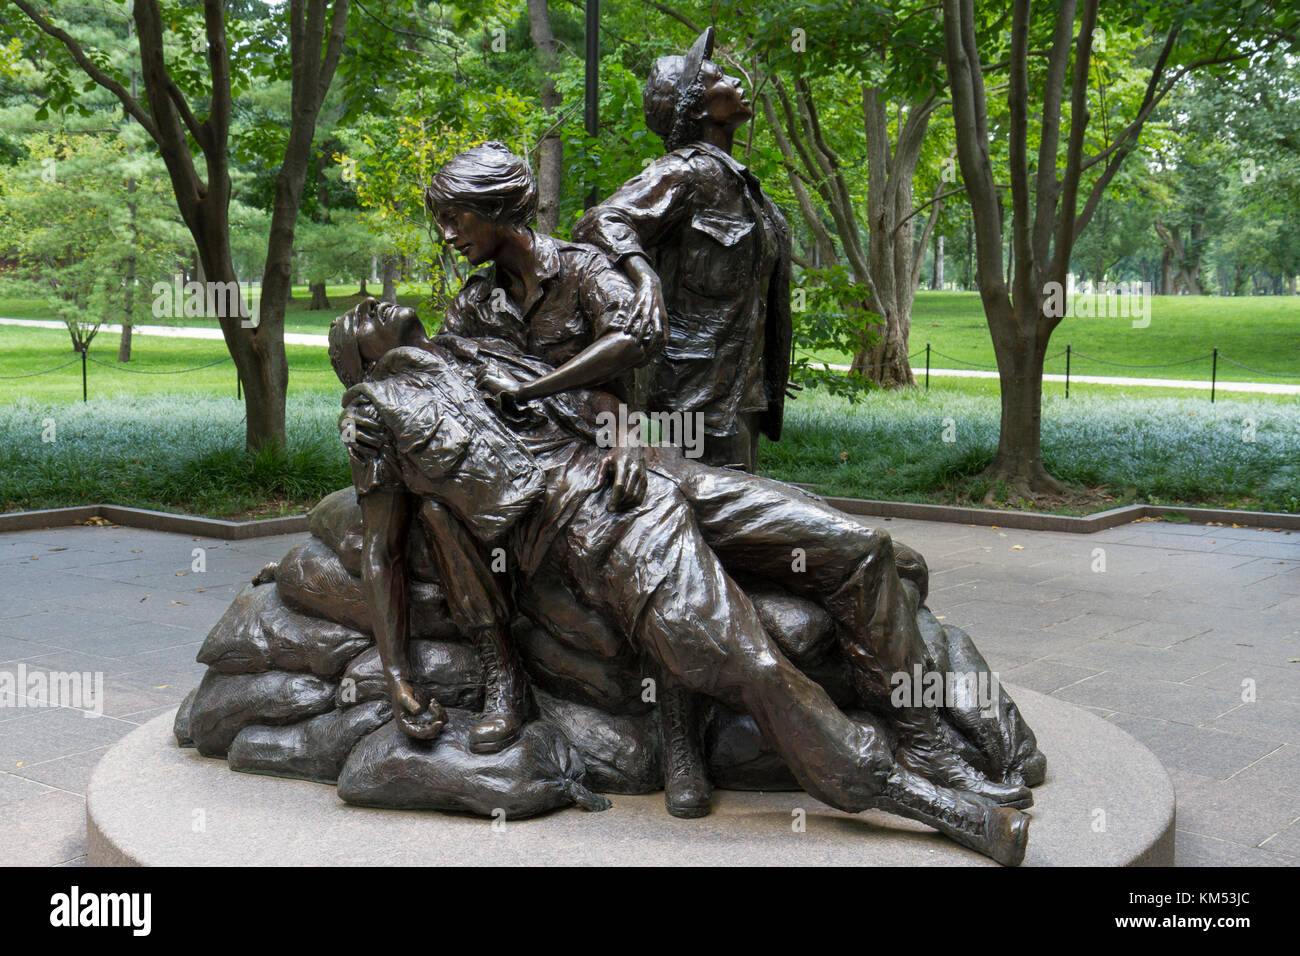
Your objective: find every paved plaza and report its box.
[0,515,1296,866]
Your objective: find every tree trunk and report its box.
[12,0,349,451]
[849,87,934,388]
[382,255,397,301]
[527,0,562,234]
[933,234,944,290]
[852,309,915,387]
[245,0,350,450]
[119,176,136,363]
[120,49,138,364]
[118,268,134,362]
[309,282,330,309]
[987,314,1056,496]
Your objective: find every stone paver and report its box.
[0,516,1296,866]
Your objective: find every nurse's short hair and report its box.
[424,142,538,228]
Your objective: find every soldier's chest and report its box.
[668,184,779,300]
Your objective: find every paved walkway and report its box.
[0,516,1296,866]
[6,317,1296,393]
[0,316,328,347]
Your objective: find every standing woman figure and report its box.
[575,27,794,820]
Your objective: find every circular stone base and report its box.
[87,686,1174,866]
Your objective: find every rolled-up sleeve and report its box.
[576,252,665,359]
[573,154,696,266]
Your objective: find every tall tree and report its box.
[527,0,563,234]
[939,0,1295,496]
[693,0,953,388]
[9,0,349,450]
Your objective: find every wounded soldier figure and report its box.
[327,297,1043,866]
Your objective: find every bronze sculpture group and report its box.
[177,28,1045,866]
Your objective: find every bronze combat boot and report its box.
[661,686,712,819]
[893,705,1033,809]
[874,764,1031,866]
[469,623,530,755]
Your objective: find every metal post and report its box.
[1211,347,1218,403]
[81,346,87,403]
[583,0,600,210]
[1065,344,1071,399]
[925,343,930,392]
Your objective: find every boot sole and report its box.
[666,803,712,820]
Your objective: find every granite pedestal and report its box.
[86,685,1175,866]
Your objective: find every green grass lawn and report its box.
[805,291,1300,384]
[4,285,1300,381]
[1,303,1296,517]
[3,302,1297,406]
[0,325,338,403]
[0,283,425,337]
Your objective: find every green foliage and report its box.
[340,74,534,316]
[2,382,1291,517]
[0,129,190,349]
[790,265,878,400]
[0,392,347,517]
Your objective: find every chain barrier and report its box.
[86,354,233,374]
[0,357,82,379]
[928,349,1000,369]
[1216,355,1300,378]
[3,342,1293,405]
[1067,350,1215,369]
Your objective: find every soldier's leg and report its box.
[620,516,1028,865]
[654,416,773,816]
[658,677,711,818]
[657,457,1031,806]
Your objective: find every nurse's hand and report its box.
[599,444,648,512]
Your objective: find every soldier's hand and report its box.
[339,402,385,458]
[599,444,648,512]
[783,380,804,400]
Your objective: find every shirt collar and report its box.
[521,231,561,317]
[691,140,763,193]
[532,230,562,283]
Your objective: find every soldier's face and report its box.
[435,204,501,265]
[357,302,421,363]
[697,60,752,130]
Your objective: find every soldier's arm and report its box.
[358,487,413,695]
[573,154,697,265]
[574,156,700,342]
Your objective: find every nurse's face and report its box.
[434,204,504,266]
